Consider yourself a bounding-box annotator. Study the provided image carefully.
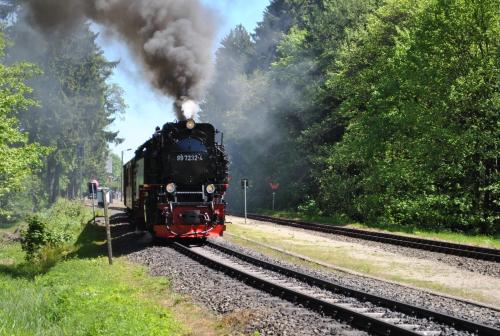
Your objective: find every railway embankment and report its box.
[225,216,500,308]
[101,208,362,335]
[118,209,499,335]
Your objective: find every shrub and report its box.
[297,198,322,217]
[21,199,92,263]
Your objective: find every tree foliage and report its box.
[319,0,499,232]
[0,31,48,219]
[0,1,126,219]
[4,12,125,207]
[203,0,499,234]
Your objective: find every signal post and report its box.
[269,182,280,210]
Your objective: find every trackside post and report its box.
[241,179,249,224]
[269,182,280,211]
[90,183,96,224]
[103,188,113,265]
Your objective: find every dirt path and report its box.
[226,216,500,307]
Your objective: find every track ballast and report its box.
[172,240,499,336]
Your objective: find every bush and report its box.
[21,199,92,263]
[297,198,322,217]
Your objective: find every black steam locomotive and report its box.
[123,119,229,239]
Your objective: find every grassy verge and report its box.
[0,243,184,336]
[260,210,500,249]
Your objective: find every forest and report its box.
[0,2,125,222]
[202,0,499,234]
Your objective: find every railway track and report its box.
[239,213,500,262]
[172,240,499,336]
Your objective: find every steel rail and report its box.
[205,240,499,336]
[242,214,500,262]
[172,242,423,336]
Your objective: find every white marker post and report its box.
[103,188,113,265]
[91,183,96,224]
[241,179,248,224]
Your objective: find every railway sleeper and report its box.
[397,324,423,330]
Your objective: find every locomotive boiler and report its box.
[123,119,229,239]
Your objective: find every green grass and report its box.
[0,243,185,336]
[0,243,24,266]
[93,209,105,217]
[0,201,191,336]
[260,210,500,249]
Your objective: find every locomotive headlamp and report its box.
[166,183,176,193]
[206,184,216,194]
[186,119,196,130]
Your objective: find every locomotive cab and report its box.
[123,119,228,239]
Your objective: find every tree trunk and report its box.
[50,164,62,204]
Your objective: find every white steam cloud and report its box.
[181,99,200,120]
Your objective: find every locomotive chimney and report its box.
[174,96,200,121]
[173,99,184,121]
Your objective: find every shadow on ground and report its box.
[72,212,158,259]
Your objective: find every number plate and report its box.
[176,154,203,162]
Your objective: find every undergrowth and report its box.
[21,199,92,266]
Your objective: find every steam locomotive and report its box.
[123,119,229,239]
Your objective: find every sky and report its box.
[94,0,270,162]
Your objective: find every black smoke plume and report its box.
[23,0,216,120]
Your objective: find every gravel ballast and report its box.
[201,244,473,336]
[108,212,498,334]
[129,245,366,336]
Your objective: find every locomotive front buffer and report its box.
[152,184,226,239]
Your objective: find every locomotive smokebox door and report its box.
[182,210,201,224]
